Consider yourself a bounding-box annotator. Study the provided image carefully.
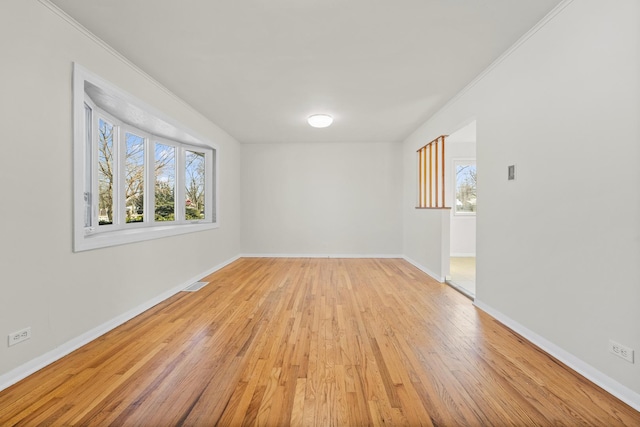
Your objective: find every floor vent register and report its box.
[183,281,209,292]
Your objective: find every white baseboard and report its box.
[474,299,640,412]
[5,254,638,415]
[241,253,403,259]
[402,256,444,282]
[0,254,240,392]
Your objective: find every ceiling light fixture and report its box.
[307,114,333,128]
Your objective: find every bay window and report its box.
[73,64,218,251]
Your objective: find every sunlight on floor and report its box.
[448,257,476,298]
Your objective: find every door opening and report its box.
[444,121,477,298]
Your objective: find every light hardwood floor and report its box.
[448,257,476,297]
[1,258,638,426]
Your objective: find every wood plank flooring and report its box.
[1,258,639,426]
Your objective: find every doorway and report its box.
[445,121,476,298]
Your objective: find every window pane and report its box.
[98,118,114,225]
[125,133,145,223]
[455,164,477,213]
[155,143,175,221]
[185,150,205,220]
[84,104,93,228]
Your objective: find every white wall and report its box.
[3,0,639,411]
[0,1,242,382]
[403,0,640,406]
[242,142,402,256]
[401,136,454,279]
[402,209,450,282]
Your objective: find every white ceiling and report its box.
[50,0,562,144]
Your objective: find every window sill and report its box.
[74,221,218,252]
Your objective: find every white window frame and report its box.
[453,159,477,216]
[73,63,219,252]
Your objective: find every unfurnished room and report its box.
[1,0,639,425]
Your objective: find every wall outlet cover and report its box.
[8,327,31,347]
[609,340,634,363]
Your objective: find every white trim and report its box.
[444,279,475,300]
[0,255,240,393]
[42,4,225,229]
[241,253,403,259]
[76,62,218,159]
[452,158,477,216]
[402,256,445,282]
[474,299,640,412]
[38,0,223,132]
[73,63,219,251]
[79,222,220,251]
[406,0,575,142]
[450,253,476,258]
[3,253,638,413]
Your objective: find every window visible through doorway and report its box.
[454,161,476,215]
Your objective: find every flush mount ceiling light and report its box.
[307,114,333,128]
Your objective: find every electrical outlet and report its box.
[8,327,31,347]
[609,340,634,363]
